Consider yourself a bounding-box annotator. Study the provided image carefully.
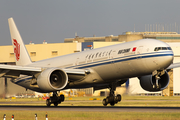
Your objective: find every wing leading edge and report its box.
[0,64,87,79]
[167,62,180,70]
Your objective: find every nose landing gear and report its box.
[46,91,65,107]
[152,70,164,90]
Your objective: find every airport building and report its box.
[1,32,180,97]
[64,32,180,43]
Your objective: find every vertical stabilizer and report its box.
[8,18,32,66]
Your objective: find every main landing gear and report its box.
[46,91,65,106]
[102,84,121,106]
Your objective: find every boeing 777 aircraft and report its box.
[1,18,180,106]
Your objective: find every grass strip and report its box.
[0,111,180,120]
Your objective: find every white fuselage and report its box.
[13,39,174,91]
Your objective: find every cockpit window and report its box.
[158,47,162,51]
[154,48,158,51]
[162,47,167,50]
[167,47,172,50]
[154,47,172,51]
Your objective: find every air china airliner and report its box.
[1,18,180,106]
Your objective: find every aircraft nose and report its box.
[160,51,174,69]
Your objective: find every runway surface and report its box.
[0,105,180,112]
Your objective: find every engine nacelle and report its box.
[139,71,169,92]
[37,68,68,92]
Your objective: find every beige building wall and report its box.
[0,46,15,63]
[118,34,143,42]
[168,43,180,95]
[0,43,80,63]
[93,42,121,48]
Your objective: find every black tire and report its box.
[102,99,107,106]
[117,94,121,102]
[105,97,109,103]
[110,102,115,106]
[46,99,51,107]
[60,94,65,102]
[54,102,58,106]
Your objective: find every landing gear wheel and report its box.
[102,82,123,106]
[54,102,58,106]
[105,97,109,103]
[46,99,51,107]
[117,94,121,102]
[60,94,65,102]
[46,92,66,107]
[102,99,107,106]
[110,102,115,106]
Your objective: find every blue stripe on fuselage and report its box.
[65,51,173,69]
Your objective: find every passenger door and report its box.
[136,46,143,59]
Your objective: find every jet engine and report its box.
[37,68,68,92]
[139,71,169,92]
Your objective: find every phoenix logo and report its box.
[13,39,20,61]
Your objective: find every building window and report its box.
[85,40,94,42]
[30,52,36,56]
[10,53,14,57]
[94,39,105,42]
[52,51,58,55]
[112,39,118,41]
[74,50,80,53]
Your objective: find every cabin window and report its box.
[92,54,95,59]
[102,52,106,57]
[99,52,102,57]
[106,51,109,56]
[109,50,112,55]
[88,54,92,59]
[118,50,123,54]
[96,52,99,58]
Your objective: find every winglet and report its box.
[8,18,32,66]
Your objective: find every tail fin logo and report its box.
[13,39,20,61]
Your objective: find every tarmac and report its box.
[0,105,180,112]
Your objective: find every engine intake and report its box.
[37,68,68,92]
[139,71,169,92]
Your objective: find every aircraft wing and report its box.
[167,62,180,70]
[0,64,87,78]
